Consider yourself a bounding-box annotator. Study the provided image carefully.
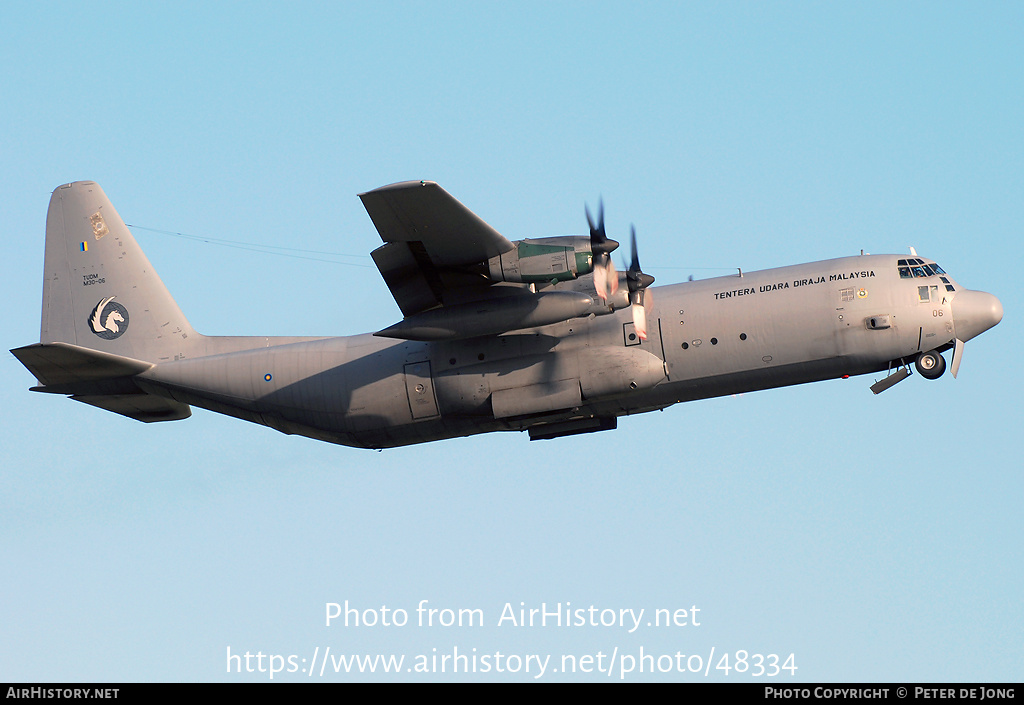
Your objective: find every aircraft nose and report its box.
[952,289,1003,342]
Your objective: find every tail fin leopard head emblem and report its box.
[88,296,130,340]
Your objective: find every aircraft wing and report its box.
[359,181,517,316]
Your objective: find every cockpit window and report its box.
[896,259,949,281]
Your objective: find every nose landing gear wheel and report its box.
[915,350,946,380]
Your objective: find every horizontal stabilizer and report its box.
[11,342,190,422]
[71,394,191,423]
[12,342,152,386]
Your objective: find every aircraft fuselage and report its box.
[15,182,1002,449]
[134,254,994,448]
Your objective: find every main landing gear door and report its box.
[404,361,440,419]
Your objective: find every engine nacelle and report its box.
[375,290,597,341]
[486,236,593,283]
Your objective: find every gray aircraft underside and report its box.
[12,181,1003,449]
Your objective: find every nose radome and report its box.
[952,289,1003,342]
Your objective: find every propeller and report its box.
[585,201,619,302]
[626,225,655,341]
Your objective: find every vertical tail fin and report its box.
[12,182,195,422]
[40,181,197,363]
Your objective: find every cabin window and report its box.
[918,286,931,302]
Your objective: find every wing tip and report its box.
[358,180,438,198]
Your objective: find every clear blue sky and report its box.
[2,1,1020,682]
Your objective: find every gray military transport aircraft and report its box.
[12,181,1003,449]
